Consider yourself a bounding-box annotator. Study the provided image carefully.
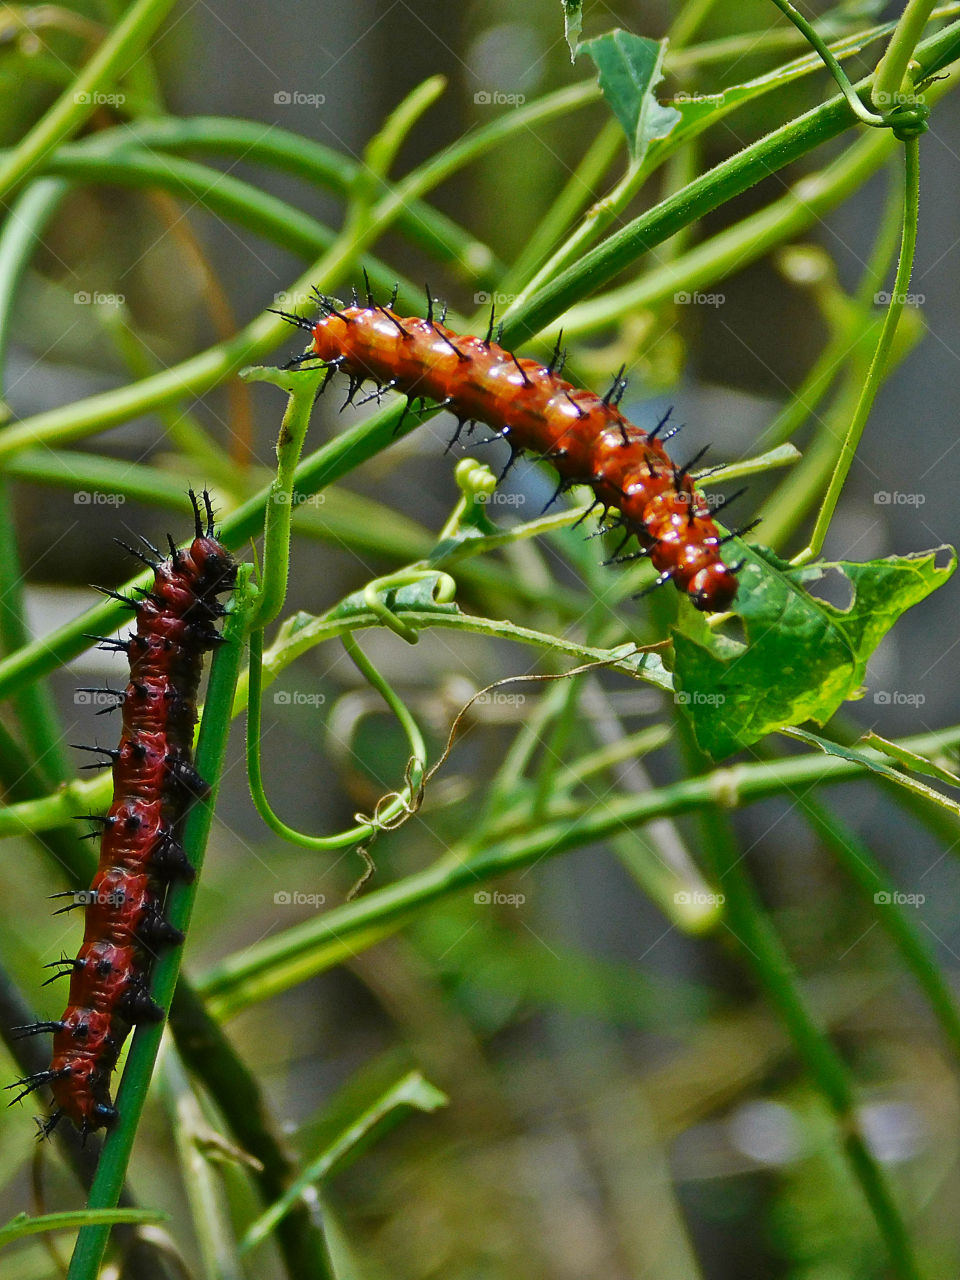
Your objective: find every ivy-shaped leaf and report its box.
[580,31,680,161]
[671,545,956,759]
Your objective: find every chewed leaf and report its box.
[782,729,960,818]
[563,0,583,61]
[580,31,680,160]
[858,731,960,788]
[671,545,956,760]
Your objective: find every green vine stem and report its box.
[800,795,960,1060]
[767,0,928,133]
[245,626,426,852]
[98,114,500,274]
[0,0,178,200]
[240,365,324,631]
[874,0,940,106]
[240,364,430,854]
[501,19,959,345]
[0,177,72,781]
[362,569,459,642]
[793,136,920,564]
[698,798,920,1277]
[66,566,253,1280]
[198,724,960,1015]
[0,25,958,709]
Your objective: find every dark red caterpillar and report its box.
[277,284,744,611]
[8,491,236,1136]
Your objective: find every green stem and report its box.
[0,178,72,781]
[874,0,940,105]
[343,75,446,248]
[802,795,960,1060]
[668,0,724,48]
[759,164,903,450]
[703,804,921,1277]
[66,568,252,1280]
[498,118,624,300]
[198,724,960,1013]
[244,627,426,851]
[794,137,920,563]
[2,26,959,704]
[501,19,960,345]
[766,0,894,126]
[242,366,324,631]
[0,0,178,201]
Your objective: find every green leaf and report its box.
[580,31,680,160]
[240,1071,447,1253]
[857,730,960,789]
[0,1208,167,1249]
[695,442,800,485]
[672,545,956,759]
[782,728,960,817]
[563,0,583,61]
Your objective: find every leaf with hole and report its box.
[671,545,956,759]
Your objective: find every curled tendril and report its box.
[352,758,425,836]
[342,644,649,895]
[347,759,425,898]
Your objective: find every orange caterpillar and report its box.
[279,284,744,612]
